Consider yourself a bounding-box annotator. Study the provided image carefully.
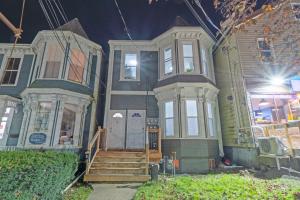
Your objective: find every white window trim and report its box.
[39,41,65,80]
[66,46,89,86]
[163,100,175,137]
[206,102,217,138]
[0,55,23,87]
[120,51,140,81]
[185,99,199,137]
[257,38,275,63]
[291,3,300,20]
[178,40,200,75]
[160,45,176,80]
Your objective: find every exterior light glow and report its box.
[270,76,284,86]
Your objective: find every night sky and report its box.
[0,0,220,52]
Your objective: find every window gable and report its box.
[1,57,21,85]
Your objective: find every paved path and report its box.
[88,183,141,200]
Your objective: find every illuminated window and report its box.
[292,3,300,20]
[113,113,123,118]
[68,49,86,83]
[207,103,215,137]
[1,58,21,85]
[124,53,137,80]
[257,38,274,63]
[44,44,62,78]
[59,105,76,145]
[164,101,174,136]
[0,107,12,139]
[34,102,51,131]
[164,48,173,75]
[186,100,198,136]
[201,48,208,76]
[183,44,194,72]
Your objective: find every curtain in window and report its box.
[68,49,85,83]
[44,44,62,78]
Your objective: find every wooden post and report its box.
[96,126,101,151]
[145,127,149,175]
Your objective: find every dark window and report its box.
[1,58,21,85]
[257,38,273,63]
[292,3,300,20]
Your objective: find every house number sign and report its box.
[29,133,47,145]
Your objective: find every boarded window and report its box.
[183,44,194,72]
[124,53,137,80]
[68,49,86,83]
[1,58,21,85]
[186,100,198,136]
[44,44,62,78]
[165,101,174,136]
[164,48,173,75]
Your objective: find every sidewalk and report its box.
[88,183,141,200]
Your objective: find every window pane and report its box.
[292,4,300,19]
[0,121,7,139]
[125,54,137,67]
[124,66,137,79]
[186,100,197,117]
[6,58,21,70]
[208,119,214,137]
[34,102,51,131]
[165,101,173,118]
[1,58,21,85]
[164,48,172,60]
[201,48,208,76]
[184,58,194,72]
[165,118,174,136]
[187,117,198,136]
[207,103,213,118]
[258,39,271,50]
[183,44,193,57]
[68,49,85,83]
[44,61,60,78]
[165,60,173,74]
[59,106,76,145]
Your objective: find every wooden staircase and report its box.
[84,150,150,182]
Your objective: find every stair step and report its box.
[90,167,146,175]
[84,174,150,182]
[97,153,146,158]
[91,162,147,168]
[94,157,146,163]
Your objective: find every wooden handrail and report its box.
[145,127,150,175]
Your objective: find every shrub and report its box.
[0,150,78,200]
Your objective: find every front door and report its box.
[107,110,126,149]
[126,110,146,149]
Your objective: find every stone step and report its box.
[91,161,147,168]
[84,174,150,182]
[89,167,147,175]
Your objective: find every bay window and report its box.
[164,101,174,136]
[68,49,86,83]
[207,102,215,137]
[1,58,21,85]
[183,44,194,72]
[34,102,51,131]
[124,53,137,80]
[201,48,208,77]
[186,100,198,136]
[164,48,173,75]
[59,104,76,145]
[44,44,62,78]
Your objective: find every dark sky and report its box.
[0,0,221,52]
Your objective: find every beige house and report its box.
[214,0,300,168]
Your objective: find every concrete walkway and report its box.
[88,183,141,200]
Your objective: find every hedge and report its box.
[0,151,78,200]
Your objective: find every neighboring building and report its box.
[0,19,104,153]
[104,17,224,173]
[214,1,300,167]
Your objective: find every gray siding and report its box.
[162,139,219,173]
[112,50,158,91]
[6,104,24,146]
[0,55,34,98]
[110,94,158,118]
[0,54,4,68]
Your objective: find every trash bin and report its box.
[150,164,159,181]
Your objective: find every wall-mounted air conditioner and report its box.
[257,137,288,156]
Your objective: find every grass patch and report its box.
[135,174,300,200]
[64,183,93,200]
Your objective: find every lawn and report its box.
[63,183,93,200]
[134,174,300,200]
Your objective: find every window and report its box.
[257,38,273,63]
[59,105,76,145]
[68,49,86,83]
[164,48,173,75]
[183,44,194,72]
[0,107,12,139]
[34,102,51,131]
[164,101,174,136]
[207,103,215,137]
[292,3,300,20]
[44,44,62,78]
[186,100,198,136]
[201,48,209,76]
[1,58,21,85]
[124,53,137,80]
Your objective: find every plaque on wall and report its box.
[29,133,47,145]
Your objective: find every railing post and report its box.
[96,126,101,151]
